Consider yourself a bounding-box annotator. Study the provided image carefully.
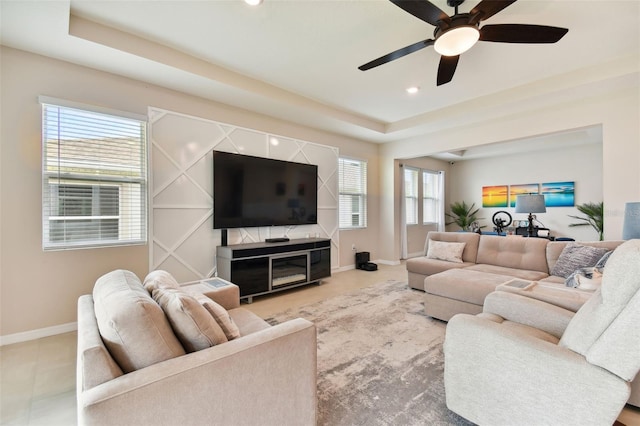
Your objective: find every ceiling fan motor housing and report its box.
[434,14,478,38]
[447,0,466,8]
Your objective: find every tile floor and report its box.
[1,263,639,425]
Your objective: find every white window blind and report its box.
[404,167,418,225]
[41,100,148,250]
[339,157,367,229]
[423,170,440,224]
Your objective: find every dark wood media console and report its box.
[216,238,331,303]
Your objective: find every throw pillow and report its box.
[426,240,466,263]
[152,288,228,352]
[551,243,610,279]
[93,270,185,373]
[594,250,614,269]
[143,270,180,293]
[192,293,241,340]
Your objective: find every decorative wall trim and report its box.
[148,107,340,283]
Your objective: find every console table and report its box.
[216,238,331,303]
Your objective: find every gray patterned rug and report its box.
[265,280,474,426]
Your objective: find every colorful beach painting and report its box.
[482,185,508,207]
[509,184,539,208]
[541,181,575,207]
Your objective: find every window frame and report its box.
[404,166,419,226]
[338,156,368,230]
[422,170,441,225]
[40,97,148,251]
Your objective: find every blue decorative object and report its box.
[622,202,640,240]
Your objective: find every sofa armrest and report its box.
[444,314,629,426]
[180,278,240,310]
[483,291,574,338]
[79,317,316,426]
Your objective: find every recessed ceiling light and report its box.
[406,86,420,94]
[244,0,263,5]
[270,137,279,146]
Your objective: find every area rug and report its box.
[265,280,474,426]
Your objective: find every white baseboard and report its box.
[334,264,356,273]
[0,322,77,346]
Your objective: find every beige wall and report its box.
[0,47,381,338]
[2,44,638,338]
[449,141,604,241]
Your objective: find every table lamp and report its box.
[515,194,547,237]
[622,202,640,240]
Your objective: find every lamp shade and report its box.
[622,202,640,240]
[515,194,547,214]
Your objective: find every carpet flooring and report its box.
[265,279,474,426]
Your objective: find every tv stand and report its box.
[265,237,290,243]
[216,238,331,303]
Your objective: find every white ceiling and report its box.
[1,0,639,145]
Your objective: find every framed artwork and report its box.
[482,185,508,207]
[541,181,575,207]
[509,184,539,208]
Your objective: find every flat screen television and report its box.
[213,151,318,229]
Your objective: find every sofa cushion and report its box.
[191,293,241,340]
[426,240,466,263]
[546,240,623,273]
[551,243,610,278]
[424,269,514,306]
[425,231,480,263]
[143,270,180,293]
[93,270,185,373]
[406,258,473,276]
[228,308,272,336]
[153,288,228,352]
[476,235,549,273]
[464,264,549,281]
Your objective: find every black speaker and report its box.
[355,252,370,269]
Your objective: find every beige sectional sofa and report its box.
[407,231,640,408]
[77,269,317,426]
[444,239,640,424]
[407,231,622,321]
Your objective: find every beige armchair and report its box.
[77,271,317,425]
[443,239,640,425]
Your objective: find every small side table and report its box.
[180,277,240,310]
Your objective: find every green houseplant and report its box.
[568,201,604,241]
[446,201,482,231]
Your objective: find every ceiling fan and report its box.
[359,0,568,86]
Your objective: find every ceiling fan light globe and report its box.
[434,26,480,56]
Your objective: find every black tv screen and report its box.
[213,151,318,229]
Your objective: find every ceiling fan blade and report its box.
[470,0,517,22]
[359,39,434,71]
[437,55,459,86]
[480,24,569,43]
[390,0,450,27]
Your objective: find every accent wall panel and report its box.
[149,108,339,283]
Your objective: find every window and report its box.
[339,157,367,229]
[41,98,147,250]
[423,170,441,224]
[404,167,418,225]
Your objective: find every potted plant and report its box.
[568,201,604,241]
[446,201,483,231]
